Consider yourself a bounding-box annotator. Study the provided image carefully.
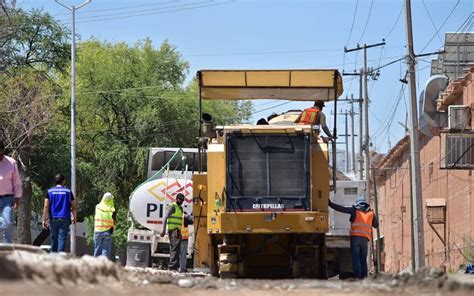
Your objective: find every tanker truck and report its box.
[125,148,204,269]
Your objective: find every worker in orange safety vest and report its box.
[296,100,334,140]
[179,212,193,273]
[329,196,379,279]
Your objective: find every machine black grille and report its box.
[226,133,310,211]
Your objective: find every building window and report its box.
[344,187,358,195]
[441,133,474,169]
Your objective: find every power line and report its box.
[368,46,385,95]
[422,0,444,45]
[2,1,231,29]
[358,0,374,43]
[419,0,461,54]
[371,84,406,139]
[28,98,295,137]
[372,55,407,72]
[53,0,176,17]
[59,1,214,22]
[2,54,404,105]
[74,1,233,24]
[185,48,342,57]
[384,1,404,39]
[345,0,359,46]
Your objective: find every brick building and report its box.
[375,67,474,272]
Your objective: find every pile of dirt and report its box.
[0,251,210,288]
[124,267,213,289]
[370,267,474,292]
[0,250,121,285]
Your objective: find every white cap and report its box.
[355,196,366,205]
[103,192,113,200]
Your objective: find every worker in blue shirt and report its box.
[42,174,78,253]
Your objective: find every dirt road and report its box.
[0,276,471,296]
[1,249,473,295]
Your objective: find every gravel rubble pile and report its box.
[1,250,474,293]
[370,267,474,292]
[0,251,120,286]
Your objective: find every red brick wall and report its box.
[377,71,474,272]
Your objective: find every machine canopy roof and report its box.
[197,69,343,101]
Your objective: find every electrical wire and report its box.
[185,48,342,57]
[345,0,359,46]
[53,0,177,17]
[384,1,404,39]
[3,98,298,150]
[368,46,385,95]
[422,0,444,45]
[371,84,406,139]
[4,1,233,29]
[419,0,461,54]
[75,1,234,24]
[59,1,215,22]
[358,0,374,43]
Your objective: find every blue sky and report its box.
[17,0,474,154]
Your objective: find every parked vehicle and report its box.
[126,148,203,268]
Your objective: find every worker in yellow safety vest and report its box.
[328,196,379,279]
[160,193,185,271]
[93,192,116,259]
[296,100,334,140]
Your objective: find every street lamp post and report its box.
[55,0,91,256]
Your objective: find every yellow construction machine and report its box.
[192,69,343,278]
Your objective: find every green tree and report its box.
[0,8,69,243]
[49,38,252,252]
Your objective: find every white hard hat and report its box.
[103,192,114,200]
[355,196,366,205]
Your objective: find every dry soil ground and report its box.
[1,249,473,295]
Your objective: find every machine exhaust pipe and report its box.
[201,113,215,138]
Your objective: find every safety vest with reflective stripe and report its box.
[298,107,320,125]
[94,205,115,232]
[350,210,374,240]
[167,202,183,231]
[181,218,189,240]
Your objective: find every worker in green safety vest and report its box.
[160,193,185,271]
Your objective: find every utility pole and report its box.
[342,71,364,179]
[344,109,349,173]
[55,0,92,256]
[336,108,350,173]
[404,0,425,271]
[363,48,370,198]
[350,94,356,174]
[371,168,381,273]
[345,41,385,193]
[358,73,363,180]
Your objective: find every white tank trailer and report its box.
[126,148,201,268]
